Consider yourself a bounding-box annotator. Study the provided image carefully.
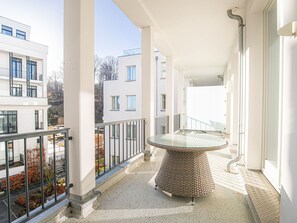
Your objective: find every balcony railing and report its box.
[0,67,43,81]
[183,114,213,131]
[95,119,145,179]
[0,129,70,223]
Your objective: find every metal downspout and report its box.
[226,9,245,172]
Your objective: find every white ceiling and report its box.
[113,0,246,80]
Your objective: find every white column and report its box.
[178,71,185,129]
[141,26,155,160]
[64,0,95,199]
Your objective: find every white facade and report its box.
[104,50,172,133]
[0,16,48,173]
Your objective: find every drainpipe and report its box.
[155,56,159,134]
[226,9,245,172]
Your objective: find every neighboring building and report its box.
[0,16,48,176]
[104,49,176,134]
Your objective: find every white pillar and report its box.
[64,0,96,215]
[166,56,174,133]
[141,26,155,160]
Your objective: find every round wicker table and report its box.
[147,132,228,203]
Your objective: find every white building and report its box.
[0,16,48,174]
[104,49,179,134]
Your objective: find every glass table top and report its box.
[147,132,228,152]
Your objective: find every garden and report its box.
[0,147,66,218]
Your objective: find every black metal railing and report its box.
[95,119,145,179]
[0,128,71,223]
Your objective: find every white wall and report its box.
[104,54,142,122]
[280,35,297,223]
[186,86,226,128]
[104,51,171,123]
[0,17,48,176]
[244,5,264,170]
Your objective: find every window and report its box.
[127,95,136,111]
[161,62,166,78]
[126,124,136,140]
[28,61,37,80]
[35,110,44,130]
[11,84,22,96]
[111,96,120,110]
[16,30,26,40]
[127,65,136,81]
[161,94,166,110]
[111,124,120,138]
[161,126,166,134]
[1,25,12,36]
[27,85,37,97]
[12,57,22,78]
[0,111,17,134]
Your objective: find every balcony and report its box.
[66,146,255,223]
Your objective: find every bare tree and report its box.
[94,56,118,123]
[99,56,118,81]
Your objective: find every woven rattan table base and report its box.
[155,150,215,197]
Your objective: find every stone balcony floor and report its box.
[65,148,254,223]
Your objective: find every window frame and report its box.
[127,65,136,81]
[1,25,12,36]
[126,95,136,111]
[28,60,37,80]
[0,111,18,135]
[161,94,166,111]
[111,124,120,138]
[12,57,22,78]
[111,96,120,111]
[126,124,137,140]
[161,62,166,79]
[35,110,44,130]
[16,30,26,40]
[11,84,22,97]
[27,85,37,97]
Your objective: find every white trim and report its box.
[261,0,283,192]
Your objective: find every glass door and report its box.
[263,0,282,191]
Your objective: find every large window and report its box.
[127,95,136,111]
[126,124,136,140]
[161,62,166,78]
[161,94,166,110]
[111,96,120,110]
[11,84,22,96]
[12,57,22,78]
[27,85,37,97]
[35,110,44,130]
[111,124,120,138]
[28,61,37,80]
[127,65,136,81]
[0,111,17,134]
[16,30,26,40]
[1,25,12,36]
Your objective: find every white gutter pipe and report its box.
[226,9,245,172]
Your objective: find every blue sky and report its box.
[0,0,140,75]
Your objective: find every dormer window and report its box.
[16,30,26,40]
[1,25,12,36]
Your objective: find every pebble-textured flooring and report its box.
[65,148,254,223]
